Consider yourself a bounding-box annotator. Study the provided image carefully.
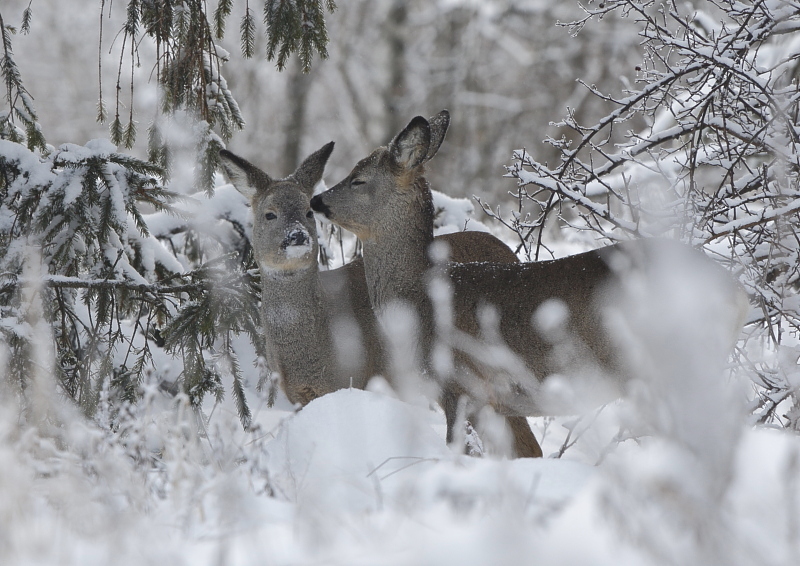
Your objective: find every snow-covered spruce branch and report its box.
[1,134,266,427]
[9,275,211,296]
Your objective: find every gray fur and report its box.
[220,144,379,404]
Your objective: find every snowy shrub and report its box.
[0,133,268,428]
[497,0,800,429]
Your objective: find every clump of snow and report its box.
[0,139,56,201]
[191,184,253,235]
[432,189,492,235]
[126,220,185,277]
[265,388,451,511]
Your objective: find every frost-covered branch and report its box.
[499,0,800,429]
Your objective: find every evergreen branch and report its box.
[31,276,208,295]
[21,3,32,35]
[263,0,336,71]
[214,0,234,40]
[110,117,123,147]
[223,342,252,429]
[0,10,44,151]
[97,0,107,123]
[3,259,257,299]
[240,5,256,59]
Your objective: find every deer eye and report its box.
[306,210,314,219]
[351,179,366,186]
[264,212,277,220]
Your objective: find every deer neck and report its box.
[259,265,330,349]
[361,178,435,314]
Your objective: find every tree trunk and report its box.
[283,59,316,172]
[383,0,408,139]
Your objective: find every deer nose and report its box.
[285,228,309,246]
[310,194,331,218]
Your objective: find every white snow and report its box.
[2,372,798,566]
[432,189,492,235]
[283,241,313,259]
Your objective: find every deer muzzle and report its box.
[310,194,332,219]
[284,228,309,247]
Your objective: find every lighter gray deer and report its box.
[311,111,749,441]
[219,143,541,457]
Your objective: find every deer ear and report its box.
[389,116,431,171]
[423,110,450,164]
[219,149,268,200]
[292,141,334,196]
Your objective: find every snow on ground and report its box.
[263,389,594,515]
[2,369,799,566]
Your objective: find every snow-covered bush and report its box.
[0,133,268,426]
[499,0,800,429]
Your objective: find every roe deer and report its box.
[310,111,749,439]
[219,143,541,457]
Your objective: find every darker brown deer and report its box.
[219,143,540,457]
[311,111,748,445]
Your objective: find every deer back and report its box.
[445,238,747,416]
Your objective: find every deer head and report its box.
[311,111,450,241]
[220,142,334,273]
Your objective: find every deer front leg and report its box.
[441,382,543,458]
[506,416,543,458]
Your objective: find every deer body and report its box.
[311,112,747,431]
[220,144,539,455]
[443,241,673,415]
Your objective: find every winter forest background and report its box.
[2,0,800,564]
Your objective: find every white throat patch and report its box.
[285,243,312,259]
